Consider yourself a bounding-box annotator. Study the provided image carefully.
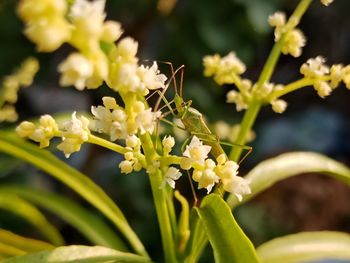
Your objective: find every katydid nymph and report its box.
[156,63,252,164]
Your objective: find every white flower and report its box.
[16,121,36,137]
[192,159,219,194]
[138,62,167,90]
[203,54,220,77]
[300,56,329,78]
[281,29,306,57]
[119,160,134,174]
[126,135,141,149]
[268,12,286,28]
[271,99,287,113]
[115,37,138,63]
[203,52,246,85]
[330,64,343,88]
[57,112,90,158]
[226,90,248,111]
[0,105,18,122]
[314,81,332,98]
[70,0,106,37]
[100,21,123,43]
[136,108,161,135]
[161,167,182,189]
[342,65,350,89]
[91,99,128,140]
[220,52,246,75]
[35,115,59,147]
[119,144,143,174]
[268,12,286,41]
[58,53,94,90]
[183,136,211,166]
[223,175,251,201]
[320,0,333,6]
[162,136,175,155]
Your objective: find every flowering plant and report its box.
[0,0,350,262]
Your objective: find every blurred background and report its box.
[1,0,350,262]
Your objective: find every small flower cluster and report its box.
[300,56,350,98]
[268,11,305,57]
[203,52,289,113]
[16,115,58,148]
[17,0,71,52]
[179,136,250,200]
[203,52,246,86]
[119,135,144,174]
[16,112,90,158]
[57,112,90,158]
[0,57,39,122]
[91,96,161,141]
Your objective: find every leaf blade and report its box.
[0,229,54,254]
[228,152,350,207]
[257,231,350,263]
[196,194,260,263]
[0,186,126,250]
[0,193,64,246]
[0,131,147,257]
[2,245,153,263]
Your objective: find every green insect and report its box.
[156,63,252,163]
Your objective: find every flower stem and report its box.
[229,102,260,162]
[140,133,178,263]
[88,134,127,154]
[269,78,314,100]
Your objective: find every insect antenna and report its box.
[154,62,184,112]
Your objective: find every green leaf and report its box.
[0,243,26,258]
[228,152,350,207]
[0,186,126,250]
[0,229,54,255]
[195,194,260,263]
[0,192,64,246]
[2,245,153,263]
[0,131,148,257]
[257,231,350,263]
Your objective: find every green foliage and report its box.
[195,194,260,263]
[0,186,126,250]
[257,231,350,263]
[228,152,350,208]
[0,131,146,257]
[2,245,152,263]
[0,229,54,259]
[0,192,63,246]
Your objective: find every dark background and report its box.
[1,0,350,262]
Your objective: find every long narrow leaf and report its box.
[228,152,350,208]
[0,186,126,250]
[2,245,152,263]
[0,193,63,246]
[195,194,260,263]
[257,231,350,263]
[0,229,54,254]
[0,131,148,257]
[0,243,26,258]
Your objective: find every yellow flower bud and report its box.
[16,121,36,137]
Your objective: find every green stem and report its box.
[140,133,178,263]
[269,76,330,101]
[229,102,260,161]
[88,134,127,154]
